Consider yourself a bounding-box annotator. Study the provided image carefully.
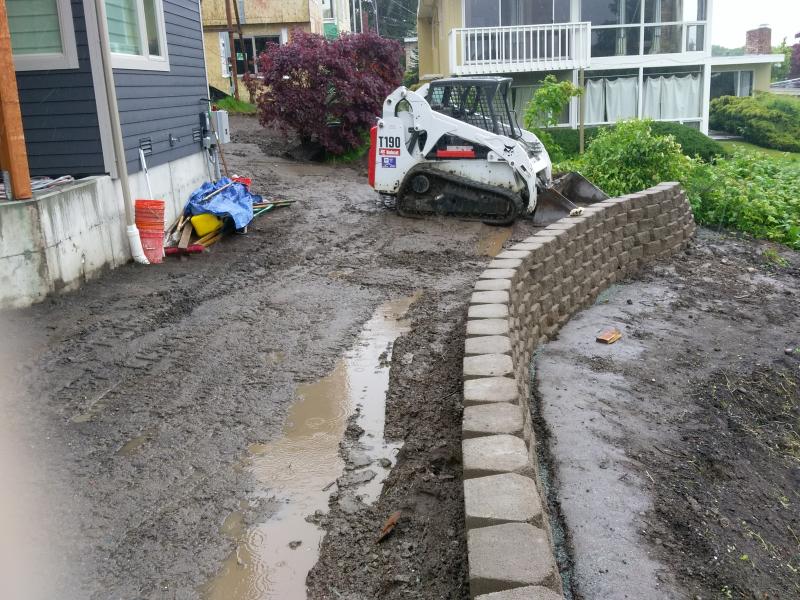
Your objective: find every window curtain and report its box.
[660,75,701,119]
[585,79,606,124]
[605,77,638,121]
[106,0,142,55]
[7,0,62,55]
[643,76,663,118]
[513,86,535,119]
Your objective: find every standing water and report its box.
[201,294,418,600]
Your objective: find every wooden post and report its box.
[0,0,31,200]
[232,0,247,83]
[578,68,585,155]
[224,0,239,100]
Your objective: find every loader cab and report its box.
[426,77,522,139]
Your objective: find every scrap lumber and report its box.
[178,221,194,249]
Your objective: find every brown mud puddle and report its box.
[201,295,418,599]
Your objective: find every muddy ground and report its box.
[535,231,799,600]
[0,115,538,599]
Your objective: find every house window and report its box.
[105,0,169,71]
[465,0,567,28]
[710,71,754,99]
[228,35,281,77]
[8,0,79,71]
[322,0,334,20]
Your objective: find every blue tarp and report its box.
[184,178,262,230]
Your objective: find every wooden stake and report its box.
[224,0,239,100]
[0,0,31,200]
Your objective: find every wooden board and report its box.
[178,221,194,249]
[596,328,622,344]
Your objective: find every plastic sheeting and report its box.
[585,79,606,124]
[605,77,638,122]
[184,178,262,230]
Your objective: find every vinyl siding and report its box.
[16,0,105,178]
[115,0,208,174]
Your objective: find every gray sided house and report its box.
[2,0,211,307]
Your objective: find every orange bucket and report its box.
[135,199,165,232]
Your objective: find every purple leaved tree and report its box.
[245,30,403,155]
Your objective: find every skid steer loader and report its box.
[368,77,607,226]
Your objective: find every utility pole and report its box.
[0,0,32,200]
[224,0,239,99]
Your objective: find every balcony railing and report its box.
[448,22,591,76]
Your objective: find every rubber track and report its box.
[396,165,525,226]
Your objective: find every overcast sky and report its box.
[713,0,800,48]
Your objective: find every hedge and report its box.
[710,93,800,153]
[543,122,724,162]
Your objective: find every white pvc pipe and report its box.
[93,0,149,265]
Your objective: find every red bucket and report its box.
[140,230,164,264]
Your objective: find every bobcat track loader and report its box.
[368,77,607,226]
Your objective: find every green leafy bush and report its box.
[523,75,582,162]
[685,151,800,249]
[710,93,800,152]
[563,119,800,249]
[566,120,692,196]
[649,122,724,162]
[543,122,723,161]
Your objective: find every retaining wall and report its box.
[461,182,696,599]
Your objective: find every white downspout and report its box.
[93,0,149,264]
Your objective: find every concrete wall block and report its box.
[465,335,513,356]
[472,290,510,305]
[464,377,519,405]
[464,353,515,379]
[469,304,510,319]
[480,269,517,280]
[496,250,530,260]
[489,258,523,269]
[645,240,663,256]
[474,586,563,600]
[467,318,510,337]
[463,435,531,478]
[475,278,512,291]
[463,403,524,439]
[468,523,556,597]
[464,473,543,529]
[644,204,661,219]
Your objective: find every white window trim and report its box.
[109,0,170,72]
[12,0,79,71]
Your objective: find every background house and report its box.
[202,0,352,98]
[1,0,210,307]
[416,0,784,133]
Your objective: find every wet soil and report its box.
[535,231,799,600]
[1,114,537,599]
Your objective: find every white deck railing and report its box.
[449,22,591,75]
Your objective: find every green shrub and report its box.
[523,75,582,162]
[649,122,724,162]
[567,120,692,196]
[710,93,800,152]
[685,151,800,249]
[542,122,722,161]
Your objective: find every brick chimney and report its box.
[746,25,772,54]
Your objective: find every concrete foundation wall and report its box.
[461,183,696,599]
[0,151,207,308]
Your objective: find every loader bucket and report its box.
[533,172,608,227]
